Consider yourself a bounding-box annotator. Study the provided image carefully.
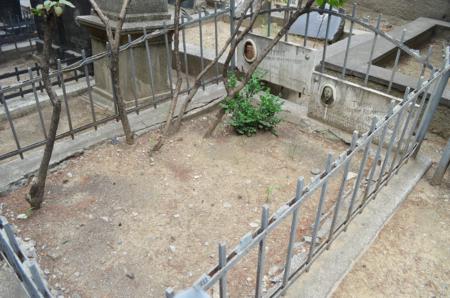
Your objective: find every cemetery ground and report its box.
[0,111,356,297]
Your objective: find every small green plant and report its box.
[32,0,74,17]
[222,72,283,136]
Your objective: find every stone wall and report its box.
[236,32,319,94]
[307,72,403,134]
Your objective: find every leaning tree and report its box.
[27,0,76,209]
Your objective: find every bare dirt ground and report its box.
[334,138,450,298]
[0,113,352,297]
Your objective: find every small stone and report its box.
[67,172,73,178]
[193,175,201,179]
[17,213,28,220]
[126,272,135,280]
[347,172,357,181]
[169,245,176,253]
[132,212,138,217]
[74,272,80,278]
[223,202,232,208]
[173,214,180,218]
[249,222,259,228]
[100,217,109,222]
[204,242,209,246]
[269,265,280,276]
[311,168,321,175]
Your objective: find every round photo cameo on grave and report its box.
[243,39,257,63]
[319,84,336,107]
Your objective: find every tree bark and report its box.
[26,16,61,209]
[204,0,316,138]
[151,0,183,152]
[90,0,134,145]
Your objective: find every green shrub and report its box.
[222,73,283,136]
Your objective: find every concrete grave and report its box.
[236,32,320,94]
[77,0,173,109]
[288,4,345,42]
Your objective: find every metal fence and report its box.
[167,47,449,298]
[0,2,448,297]
[163,4,450,298]
[0,10,36,46]
[0,216,52,297]
[0,4,233,162]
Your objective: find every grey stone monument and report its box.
[77,0,172,108]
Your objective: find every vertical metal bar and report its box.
[127,34,139,114]
[327,131,358,249]
[387,29,406,93]
[214,4,220,84]
[15,67,24,98]
[376,99,406,190]
[250,3,254,33]
[284,0,291,42]
[82,50,97,130]
[282,177,304,287]
[360,101,394,208]
[393,86,422,173]
[267,1,272,37]
[402,72,436,158]
[0,86,23,159]
[430,138,450,186]
[303,12,310,47]
[341,4,356,78]
[229,0,236,69]
[29,68,47,139]
[198,10,205,91]
[306,154,333,270]
[163,22,174,97]
[414,68,449,158]
[344,117,377,230]
[255,206,269,298]
[181,17,191,91]
[218,243,228,298]
[143,27,157,108]
[364,14,382,86]
[320,7,333,74]
[57,59,74,139]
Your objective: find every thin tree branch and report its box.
[172,0,256,131]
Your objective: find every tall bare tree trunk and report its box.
[110,49,134,144]
[89,0,134,145]
[27,16,61,209]
[151,0,183,152]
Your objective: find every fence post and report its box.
[229,0,236,69]
[430,138,450,186]
[413,50,449,158]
